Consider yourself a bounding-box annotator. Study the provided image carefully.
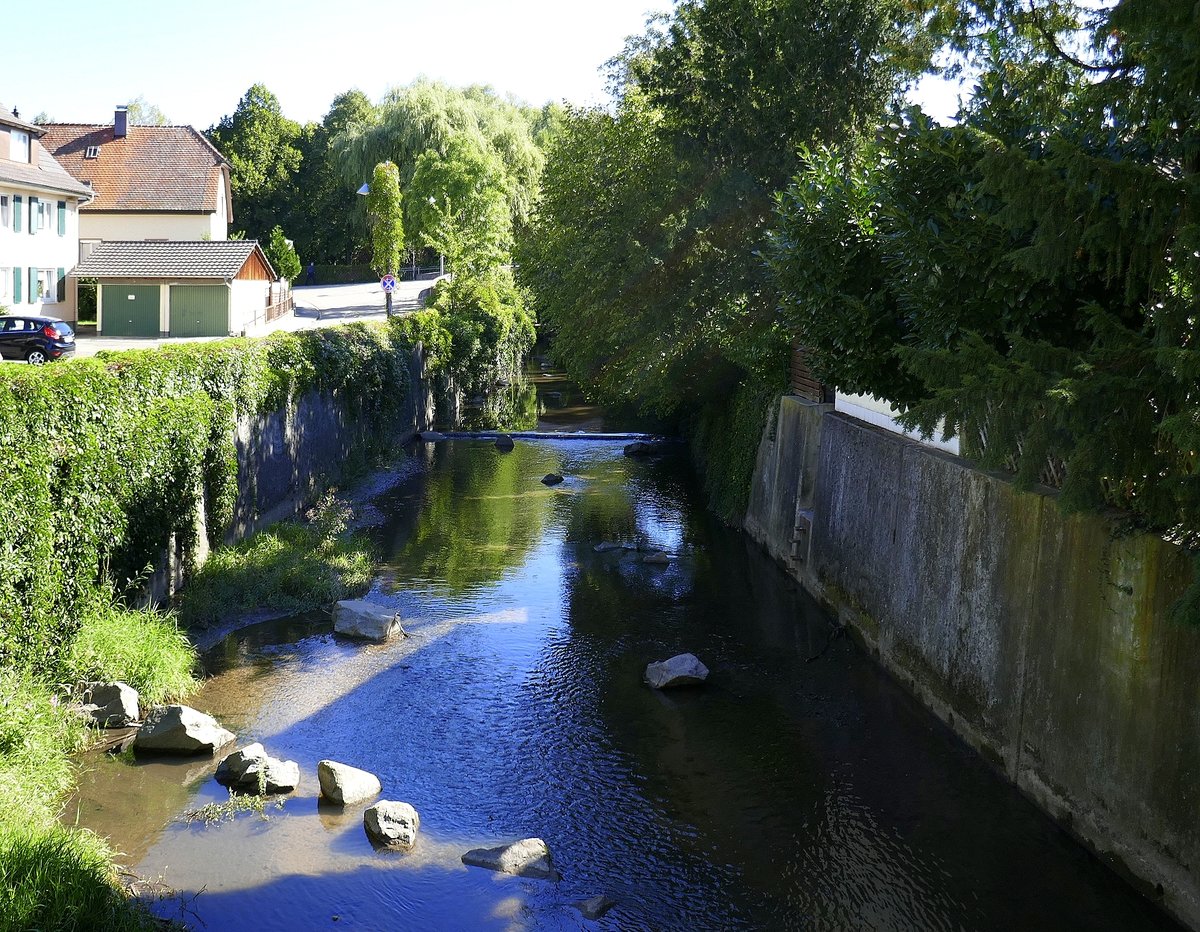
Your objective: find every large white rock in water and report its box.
[461,838,558,880]
[215,743,301,793]
[134,705,235,754]
[644,653,709,689]
[364,801,420,850]
[334,600,402,642]
[80,681,140,728]
[317,759,382,806]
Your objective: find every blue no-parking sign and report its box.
[380,274,397,293]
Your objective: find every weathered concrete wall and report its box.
[230,345,433,542]
[148,347,433,601]
[745,398,1200,929]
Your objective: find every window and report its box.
[0,195,7,229]
[84,145,100,159]
[10,130,29,163]
[0,268,7,301]
[36,269,57,303]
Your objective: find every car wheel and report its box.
[25,349,48,365]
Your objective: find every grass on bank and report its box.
[0,605,197,932]
[178,494,375,627]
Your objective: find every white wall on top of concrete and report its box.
[80,212,220,242]
[835,390,960,455]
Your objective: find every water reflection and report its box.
[66,386,1180,931]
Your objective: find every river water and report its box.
[68,363,1180,931]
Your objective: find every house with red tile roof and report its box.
[40,106,232,256]
[0,104,94,319]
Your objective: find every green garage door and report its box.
[101,284,160,337]
[169,285,229,338]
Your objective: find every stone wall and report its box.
[147,347,432,601]
[745,395,1200,929]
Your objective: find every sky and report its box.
[3,0,676,129]
[4,0,962,130]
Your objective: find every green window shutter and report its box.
[56,268,66,302]
[28,197,37,235]
[29,269,36,304]
[57,201,66,236]
[12,197,21,233]
[12,267,20,303]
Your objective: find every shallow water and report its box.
[68,372,1181,931]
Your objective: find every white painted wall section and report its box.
[835,390,961,455]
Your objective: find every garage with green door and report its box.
[70,240,278,341]
[169,285,229,337]
[99,284,160,337]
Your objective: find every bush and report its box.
[63,601,197,705]
[0,323,408,675]
[427,269,535,394]
[178,495,374,627]
[0,672,81,824]
[0,824,158,932]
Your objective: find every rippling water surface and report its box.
[69,371,1181,931]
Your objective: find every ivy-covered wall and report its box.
[0,323,412,676]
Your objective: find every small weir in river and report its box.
[68,359,1181,931]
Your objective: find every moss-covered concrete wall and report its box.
[745,397,1200,929]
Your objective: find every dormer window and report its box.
[84,145,100,159]
[10,129,29,163]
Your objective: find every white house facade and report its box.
[0,105,92,319]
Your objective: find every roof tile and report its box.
[71,240,270,279]
[39,124,227,213]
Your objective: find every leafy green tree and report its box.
[126,95,170,126]
[264,226,301,281]
[409,136,512,276]
[207,84,302,242]
[366,161,404,314]
[288,90,376,264]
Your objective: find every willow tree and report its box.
[333,80,542,248]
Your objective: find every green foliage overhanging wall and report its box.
[0,324,408,675]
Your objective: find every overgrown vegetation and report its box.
[179,495,374,626]
[518,0,920,517]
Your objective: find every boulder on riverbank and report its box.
[419,431,447,442]
[318,759,381,806]
[593,541,624,553]
[134,705,236,754]
[642,551,671,565]
[461,837,558,880]
[333,600,404,642]
[574,895,616,920]
[623,440,667,457]
[215,743,301,793]
[541,474,564,486]
[494,434,515,452]
[364,801,420,850]
[644,653,709,689]
[79,681,139,728]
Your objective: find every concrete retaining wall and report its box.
[745,395,1200,928]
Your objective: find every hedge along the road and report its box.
[0,323,410,675]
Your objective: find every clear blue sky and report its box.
[4,0,675,128]
[5,0,960,129]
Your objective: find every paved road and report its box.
[71,277,440,357]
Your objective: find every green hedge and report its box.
[0,323,409,675]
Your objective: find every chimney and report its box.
[114,105,128,138]
[11,107,18,118]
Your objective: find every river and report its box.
[67,359,1181,931]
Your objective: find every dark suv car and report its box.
[0,315,76,364]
